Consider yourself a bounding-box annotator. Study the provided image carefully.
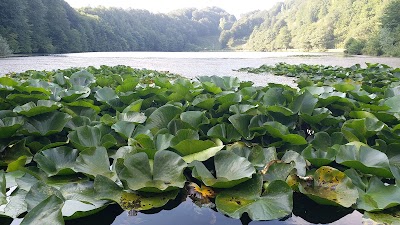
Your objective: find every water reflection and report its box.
[1,194,364,225]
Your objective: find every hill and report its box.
[0,0,399,56]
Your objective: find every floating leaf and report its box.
[191,151,255,188]
[20,111,71,136]
[94,175,179,211]
[145,105,182,134]
[34,147,78,176]
[341,118,385,143]
[13,100,61,117]
[357,177,400,211]
[0,171,6,205]
[117,151,187,192]
[298,166,358,207]
[0,117,24,138]
[180,111,209,128]
[70,70,95,87]
[173,139,224,163]
[73,147,114,179]
[207,124,242,143]
[336,143,393,178]
[264,121,307,145]
[68,125,117,150]
[20,196,64,225]
[216,174,293,220]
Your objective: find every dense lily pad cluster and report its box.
[1,63,400,224]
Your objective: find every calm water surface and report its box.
[1,51,400,86]
[1,52,398,225]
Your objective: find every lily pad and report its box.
[173,139,224,163]
[20,111,71,136]
[145,105,182,134]
[298,166,358,207]
[357,177,400,211]
[20,195,64,225]
[116,150,187,192]
[0,116,24,138]
[216,174,293,220]
[73,147,114,179]
[336,143,393,178]
[13,100,61,117]
[68,125,117,150]
[94,175,178,210]
[191,151,255,188]
[34,147,79,176]
[264,121,307,145]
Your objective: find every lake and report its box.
[1,51,400,87]
[2,52,400,225]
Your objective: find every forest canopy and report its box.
[0,0,399,56]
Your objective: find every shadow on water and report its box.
[44,192,361,225]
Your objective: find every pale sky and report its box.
[64,0,284,18]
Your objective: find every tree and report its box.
[275,26,291,50]
[0,35,12,56]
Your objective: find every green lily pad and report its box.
[216,174,293,220]
[180,111,210,128]
[173,139,224,163]
[336,143,393,178]
[364,207,400,224]
[60,86,91,102]
[69,70,96,87]
[1,189,28,218]
[73,147,114,179]
[0,116,24,138]
[207,124,242,143]
[68,125,117,150]
[34,147,78,176]
[111,121,136,139]
[0,139,33,166]
[20,195,64,225]
[94,175,178,210]
[0,171,6,205]
[20,111,71,136]
[191,151,255,188]
[298,166,358,207]
[25,181,65,211]
[228,142,277,168]
[13,100,61,117]
[116,150,187,192]
[357,177,400,212]
[290,90,318,115]
[302,146,336,167]
[264,121,307,145]
[341,118,385,143]
[145,105,182,134]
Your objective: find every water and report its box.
[1,51,400,86]
[1,52,399,224]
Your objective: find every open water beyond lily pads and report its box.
[1,51,400,87]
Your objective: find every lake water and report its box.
[1,51,400,87]
[1,52,399,225]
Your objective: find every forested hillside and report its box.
[224,0,400,56]
[0,0,399,56]
[0,0,235,54]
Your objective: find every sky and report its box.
[64,0,284,18]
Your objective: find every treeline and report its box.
[1,0,399,57]
[0,0,235,54]
[223,0,400,56]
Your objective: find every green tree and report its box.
[0,35,12,56]
[275,26,291,50]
